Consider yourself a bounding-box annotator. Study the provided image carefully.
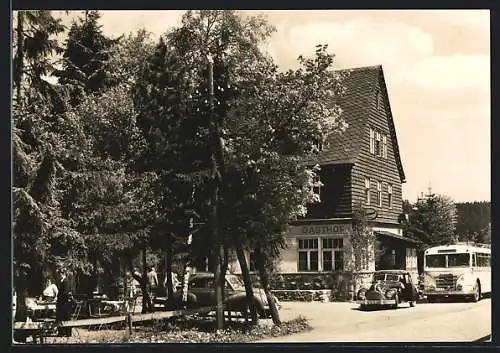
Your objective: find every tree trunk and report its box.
[165,236,174,310]
[213,233,225,329]
[125,249,152,314]
[207,56,225,330]
[234,241,258,324]
[141,247,152,313]
[221,242,229,278]
[255,245,281,326]
[211,191,224,328]
[220,242,229,307]
[14,268,29,322]
[121,255,127,302]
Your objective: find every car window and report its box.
[385,274,399,281]
[191,278,214,289]
[190,278,204,288]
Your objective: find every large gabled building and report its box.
[276,65,419,280]
[229,65,420,288]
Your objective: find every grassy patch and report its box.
[45,315,311,344]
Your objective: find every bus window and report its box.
[477,253,491,267]
[447,253,470,267]
[472,253,476,267]
[426,254,446,268]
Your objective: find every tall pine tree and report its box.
[55,11,119,104]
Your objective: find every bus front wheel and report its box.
[471,281,481,303]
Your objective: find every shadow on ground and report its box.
[351,305,412,312]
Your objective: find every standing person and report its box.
[56,269,73,337]
[147,266,159,303]
[124,271,137,312]
[163,272,180,294]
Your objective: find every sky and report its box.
[51,10,490,203]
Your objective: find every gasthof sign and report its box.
[287,223,351,236]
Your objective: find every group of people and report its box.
[20,266,181,336]
[123,266,181,311]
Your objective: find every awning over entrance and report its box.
[375,231,421,245]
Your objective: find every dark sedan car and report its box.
[154,273,280,318]
[356,270,419,310]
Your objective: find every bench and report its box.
[13,321,57,344]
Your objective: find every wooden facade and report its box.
[306,165,353,219]
[302,65,406,224]
[229,66,419,283]
[284,65,418,276]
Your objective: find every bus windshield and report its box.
[447,253,470,267]
[426,255,446,268]
[425,253,470,268]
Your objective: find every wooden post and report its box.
[127,312,132,335]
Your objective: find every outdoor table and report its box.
[27,301,56,320]
[87,297,105,317]
[101,300,127,314]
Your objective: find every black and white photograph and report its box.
[11,9,491,344]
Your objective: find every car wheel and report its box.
[471,282,481,303]
[257,304,267,319]
[392,294,399,309]
[409,301,416,307]
[360,304,367,311]
[240,301,265,319]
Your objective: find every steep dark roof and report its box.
[304,65,406,183]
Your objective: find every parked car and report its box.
[356,270,419,310]
[154,272,280,318]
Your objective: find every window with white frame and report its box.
[298,238,319,271]
[387,184,393,209]
[375,131,381,156]
[322,238,344,271]
[364,178,371,205]
[369,128,375,154]
[382,135,387,158]
[376,181,382,207]
[312,173,322,199]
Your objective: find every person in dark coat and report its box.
[56,269,73,337]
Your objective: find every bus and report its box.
[423,243,490,303]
